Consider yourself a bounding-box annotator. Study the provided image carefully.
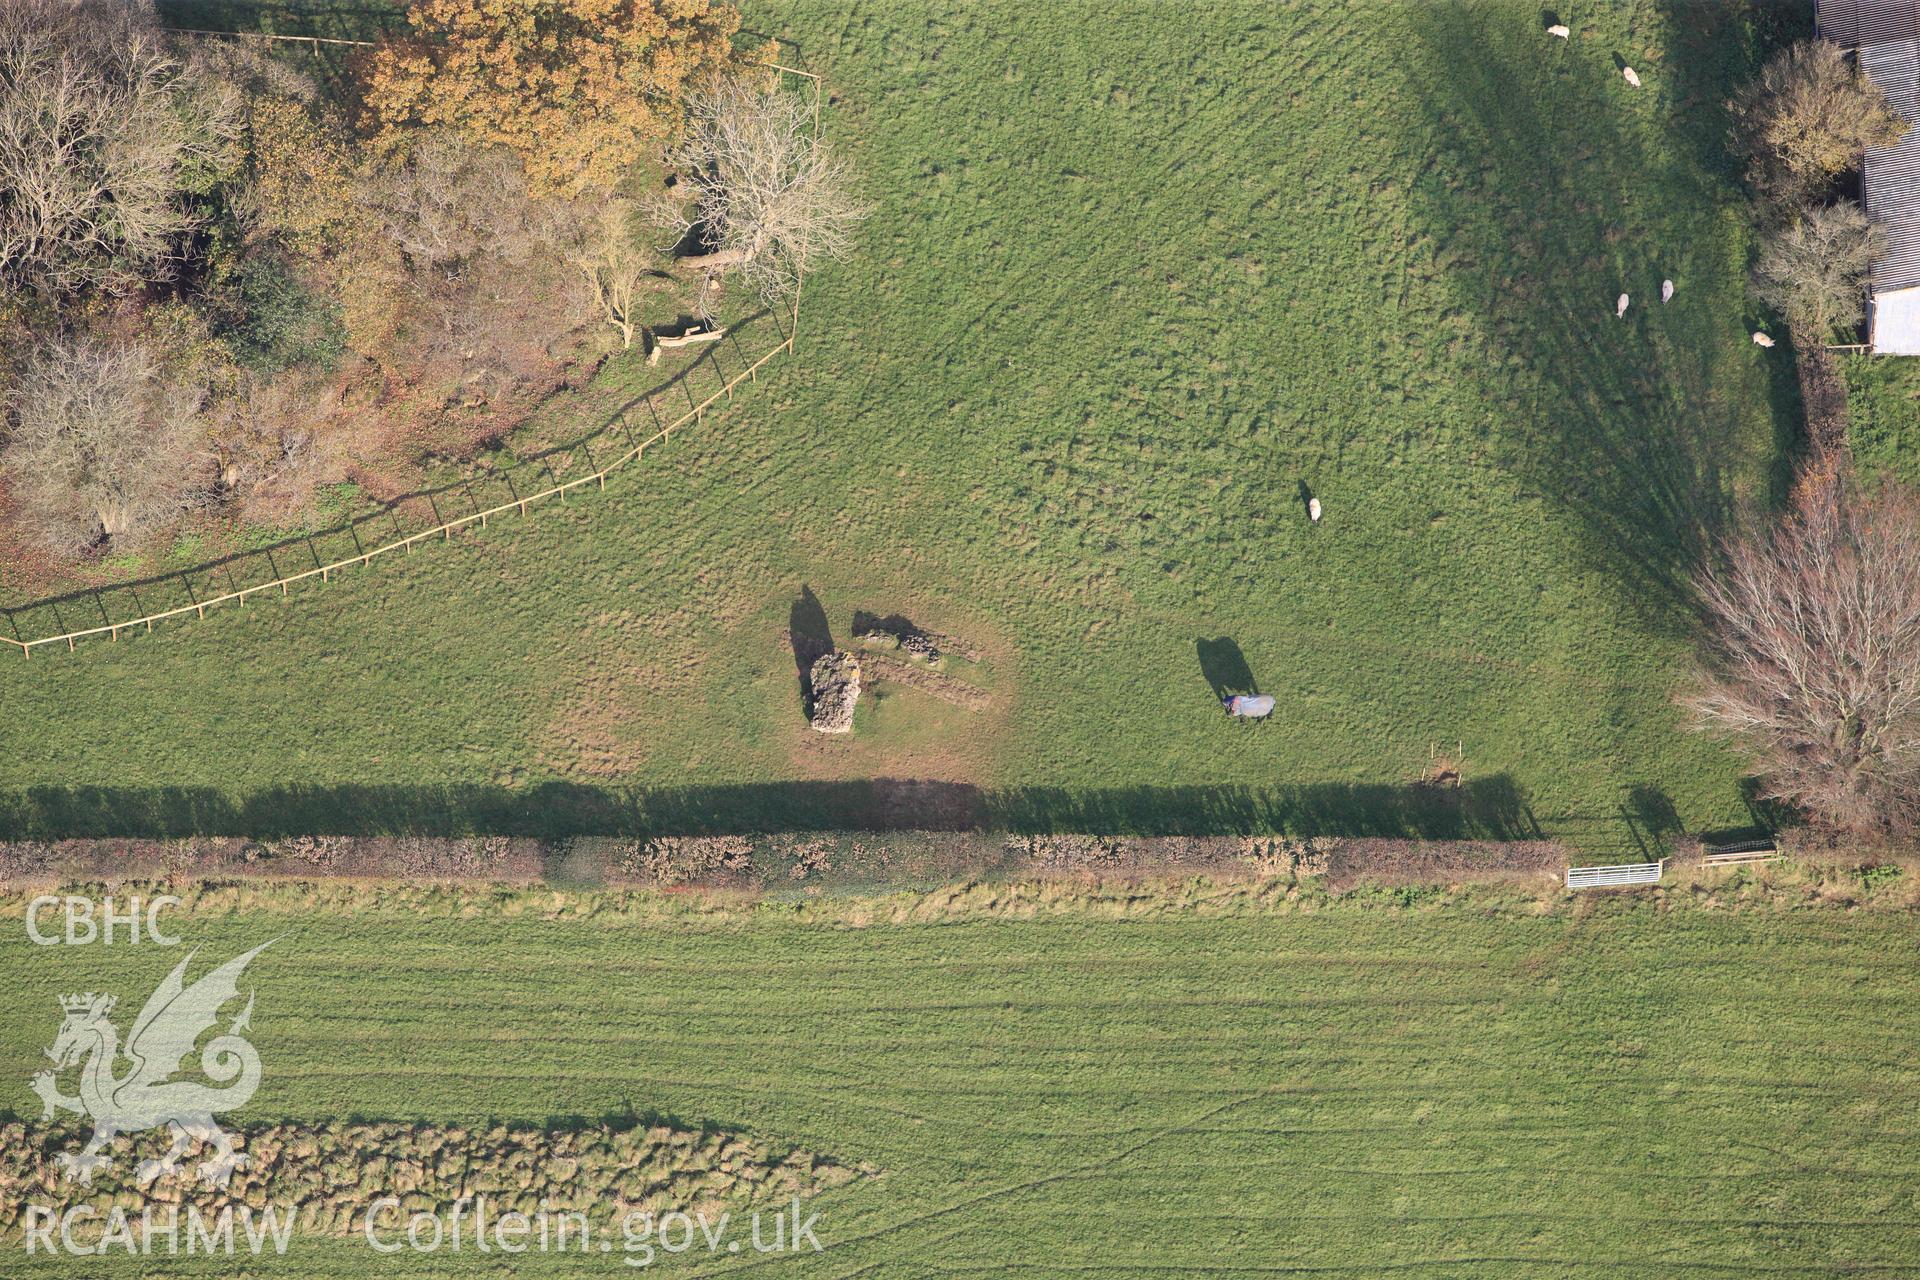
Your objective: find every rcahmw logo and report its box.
[24,1204,295,1258]
[30,943,272,1187]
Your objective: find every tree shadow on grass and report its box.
[1646,1,1804,186]
[1687,775,1795,846]
[1650,0,1811,511]
[0,774,1545,841]
[1399,9,1797,639]
[1620,783,1683,858]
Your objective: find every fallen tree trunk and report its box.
[647,325,726,365]
[672,247,748,273]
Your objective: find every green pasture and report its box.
[1844,353,1920,487]
[5,885,1920,1276]
[0,2,1805,847]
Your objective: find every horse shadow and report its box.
[1196,637,1258,702]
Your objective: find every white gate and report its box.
[1565,860,1665,889]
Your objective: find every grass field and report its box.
[1843,353,1920,487]
[0,2,1804,848]
[5,882,1920,1276]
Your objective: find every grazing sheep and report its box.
[1308,497,1323,523]
[1752,332,1775,348]
[1661,279,1674,303]
[1616,293,1630,318]
[1547,23,1571,39]
[1622,66,1641,87]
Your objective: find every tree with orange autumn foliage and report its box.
[364,0,742,198]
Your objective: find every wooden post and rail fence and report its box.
[1697,837,1782,868]
[1,59,823,659]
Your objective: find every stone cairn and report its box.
[900,630,941,665]
[854,621,941,666]
[809,652,861,733]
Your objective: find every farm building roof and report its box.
[1818,1,1920,347]
[1869,284,1920,354]
[1818,0,1920,50]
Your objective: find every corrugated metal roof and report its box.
[1861,34,1920,119]
[1817,2,1920,309]
[1867,126,1920,290]
[1820,0,1920,47]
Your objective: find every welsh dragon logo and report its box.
[30,943,271,1188]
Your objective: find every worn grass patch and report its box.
[0,3,1798,848]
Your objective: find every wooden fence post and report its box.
[5,322,804,656]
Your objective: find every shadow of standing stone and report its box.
[790,585,835,718]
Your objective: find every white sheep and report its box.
[1308,498,1323,523]
[1622,66,1641,88]
[1752,332,1775,348]
[1616,293,1630,318]
[1547,24,1571,39]
[1661,279,1674,303]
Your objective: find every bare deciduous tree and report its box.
[566,200,658,349]
[657,81,868,309]
[1751,200,1882,339]
[3,337,208,554]
[1685,473,1920,838]
[1731,39,1907,212]
[0,0,240,297]
[360,131,537,275]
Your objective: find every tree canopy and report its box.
[1688,473,1920,839]
[366,0,743,198]
[1731,39,1907,211]
[1750,199,1882,338]
[659,81,867,309]
[0,0,239,297]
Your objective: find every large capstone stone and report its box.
[809,652,861,733]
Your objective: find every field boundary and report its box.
[0,835,1909,915]
[1,60,822,659]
